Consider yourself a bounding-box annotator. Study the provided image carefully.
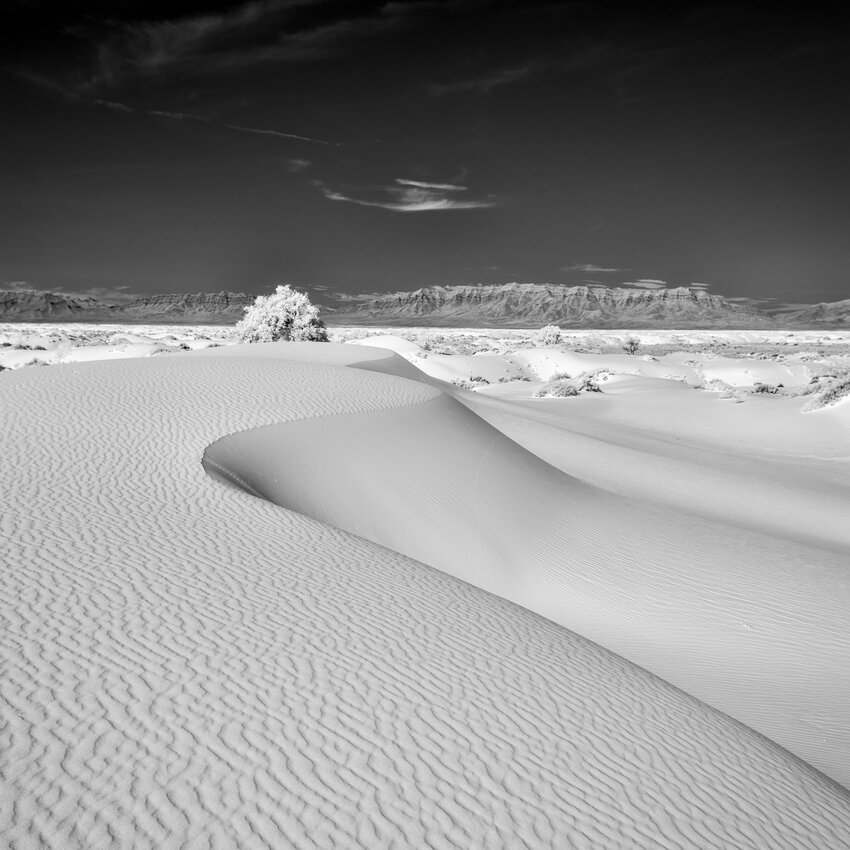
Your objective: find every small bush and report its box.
[622,337,640,355]
[535,371,605,397]
[535,379,578,398]
[536,324,562,346]
[450,378,488,390]
[752,382,782,394]
[804,378,850,411]
[577,374,602,392]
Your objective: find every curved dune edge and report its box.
[203,388,850,788]
[0,342,848,849]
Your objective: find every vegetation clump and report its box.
[236,284,329,343]
[535,370,605,397]
[804,377,850,411]
[536,324,562,346]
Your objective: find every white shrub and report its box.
[535,370,605,398]
[536,324,562,346]
[236,284,329,343]
[535,379,578,398]
[804,377,850,411]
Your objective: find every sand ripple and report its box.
[2,346,849,848]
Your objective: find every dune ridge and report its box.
[2,343,850,848]
[203,382,850,788]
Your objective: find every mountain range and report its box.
[325,285,776,328]
[0,291,254,324]
[0,285,847,328]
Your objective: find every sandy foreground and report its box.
[2,339,850,848]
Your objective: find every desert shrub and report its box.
[535,379,578,398]
[450,378,486,390]
[236,284,329,343]
[577,374,603,392]
[804,378,850,411]
[535,371,605,397]
[622,337,640,355]
[752,382,782,394]
[536,324,562,346]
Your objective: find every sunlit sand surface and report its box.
[2,336,849,848]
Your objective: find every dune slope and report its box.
[1,343,850,849]
[204,379,850,788]
[460,385,850,552]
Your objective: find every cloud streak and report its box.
[68,0,472,93]
[23,85,367,148]
[618,279,668,289]
[562,263,624,273]
[429,63,543,96]
[318,177,496,212]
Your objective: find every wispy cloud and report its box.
[318,177,496,212]
[68,0,462,93]
[562,263,624,273]
[286,158,311,172]
[727,296,780,309]
[93,99,134,113]
[428,36,690,99]
[23,80,366,148]
[133,103,373,147]
[728,296,778,303]
[395,178,466,191]
[766,131,825,149]
[618,279,668,289]
[224,122,348,146]
[149,109,209,122]
[429,62,543,96]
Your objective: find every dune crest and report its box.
[203,379,850,788]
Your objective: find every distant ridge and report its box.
[122,292,255,323]
[1,285,848,328]
[779,298,850,327]
[0,289,122,322]
[0,290,253,324]
[322,284,778,328]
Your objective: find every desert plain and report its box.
[2,323,850,848]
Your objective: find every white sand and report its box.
[2,341,850,848]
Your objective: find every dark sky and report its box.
[1,0,848,307]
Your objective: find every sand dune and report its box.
[463,380,850,551]
[204,357,850,787]
[2,342,850,848]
